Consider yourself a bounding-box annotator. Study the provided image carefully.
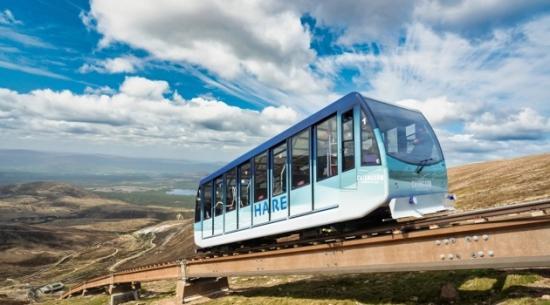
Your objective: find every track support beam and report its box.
[186,219,550,277]
[175,277,229,304]
[60,202,550,302]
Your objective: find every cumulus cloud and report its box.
[118,76,169,99]
[86,0,331,110]
[312,13,550,164]
[465,108,550,141]
[298,0,414,45]
[317,15,550,124]
[81,1,550,106]
[428,102,550,166]
[395,96,485,126]
[414,0,550,37]
[84,86,115,95]
[79,55,143,74]
[0,76,299,159]
[2,0,545,164]
[298,0,550,45]
[436,128,550,166]
[81,0,550,115]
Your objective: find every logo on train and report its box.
[254,195,288,217]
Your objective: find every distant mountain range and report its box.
[0,149,222,185]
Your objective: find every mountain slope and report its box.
[448,153,550,210]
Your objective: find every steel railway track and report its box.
[117,198,550,271]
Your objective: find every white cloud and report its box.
[119,76,169,99]
[0,26,54,48]
[436,128,550,166]
[0,76,299,161]
[395,96,484,126]
[83,1,550,116]
[297,0,550,45]
[84,86,115,95]
[82,1,550,113]
[86,0,333,111]
[79,10,95,31]
[79,55,143,74]
[414,0,550,37]
[0,9,22,25]
[299,0,414,45]
[465,108,550,141]
[90,0,326,104]
[313,14,550,165]
[2,0,541,164]
[318,15,550,120]
[0,59,69,80]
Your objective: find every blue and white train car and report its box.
[193,92,453,249]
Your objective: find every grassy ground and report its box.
[36,270,548,305]
[38,295,109,305]
[203,270,550,305]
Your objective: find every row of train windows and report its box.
[194,109,381,223]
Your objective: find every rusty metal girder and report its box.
[186,218,550,277]
[62,214,550,300]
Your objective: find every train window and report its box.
[341,109,355,171]
[254,151,268,202]
[226,168,237,212]
[194,187,201,223]
[361,110,381,165]
[291,129,310,189]
[214,177,224,216]
[272,142,287,196]
[239,162,251,208]
[367,100,442,165]
[203,182,212,220]
[316,115,338,181]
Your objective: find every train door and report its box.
[202,182,213,238]
[270,141,288,221]
[194,187,202,240]
[356,107,384,198]
[213,177,224,235]
[340,108,358,189]
[238,162,252,229]
[314,114,340,210]
[252,151,270,225]
[289,128,313,216]
[224,168,238,232]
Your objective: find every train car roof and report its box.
[199,92,420,184]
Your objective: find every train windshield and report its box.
[368,100,443,165]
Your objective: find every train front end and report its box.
[365,98,455,219]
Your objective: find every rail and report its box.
[61,199,550,303]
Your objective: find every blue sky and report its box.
[0,0,549,165]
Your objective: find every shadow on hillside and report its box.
[234,269,550,304]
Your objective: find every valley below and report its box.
[0,182,196,305]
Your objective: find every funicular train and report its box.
[193,92,454,249]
